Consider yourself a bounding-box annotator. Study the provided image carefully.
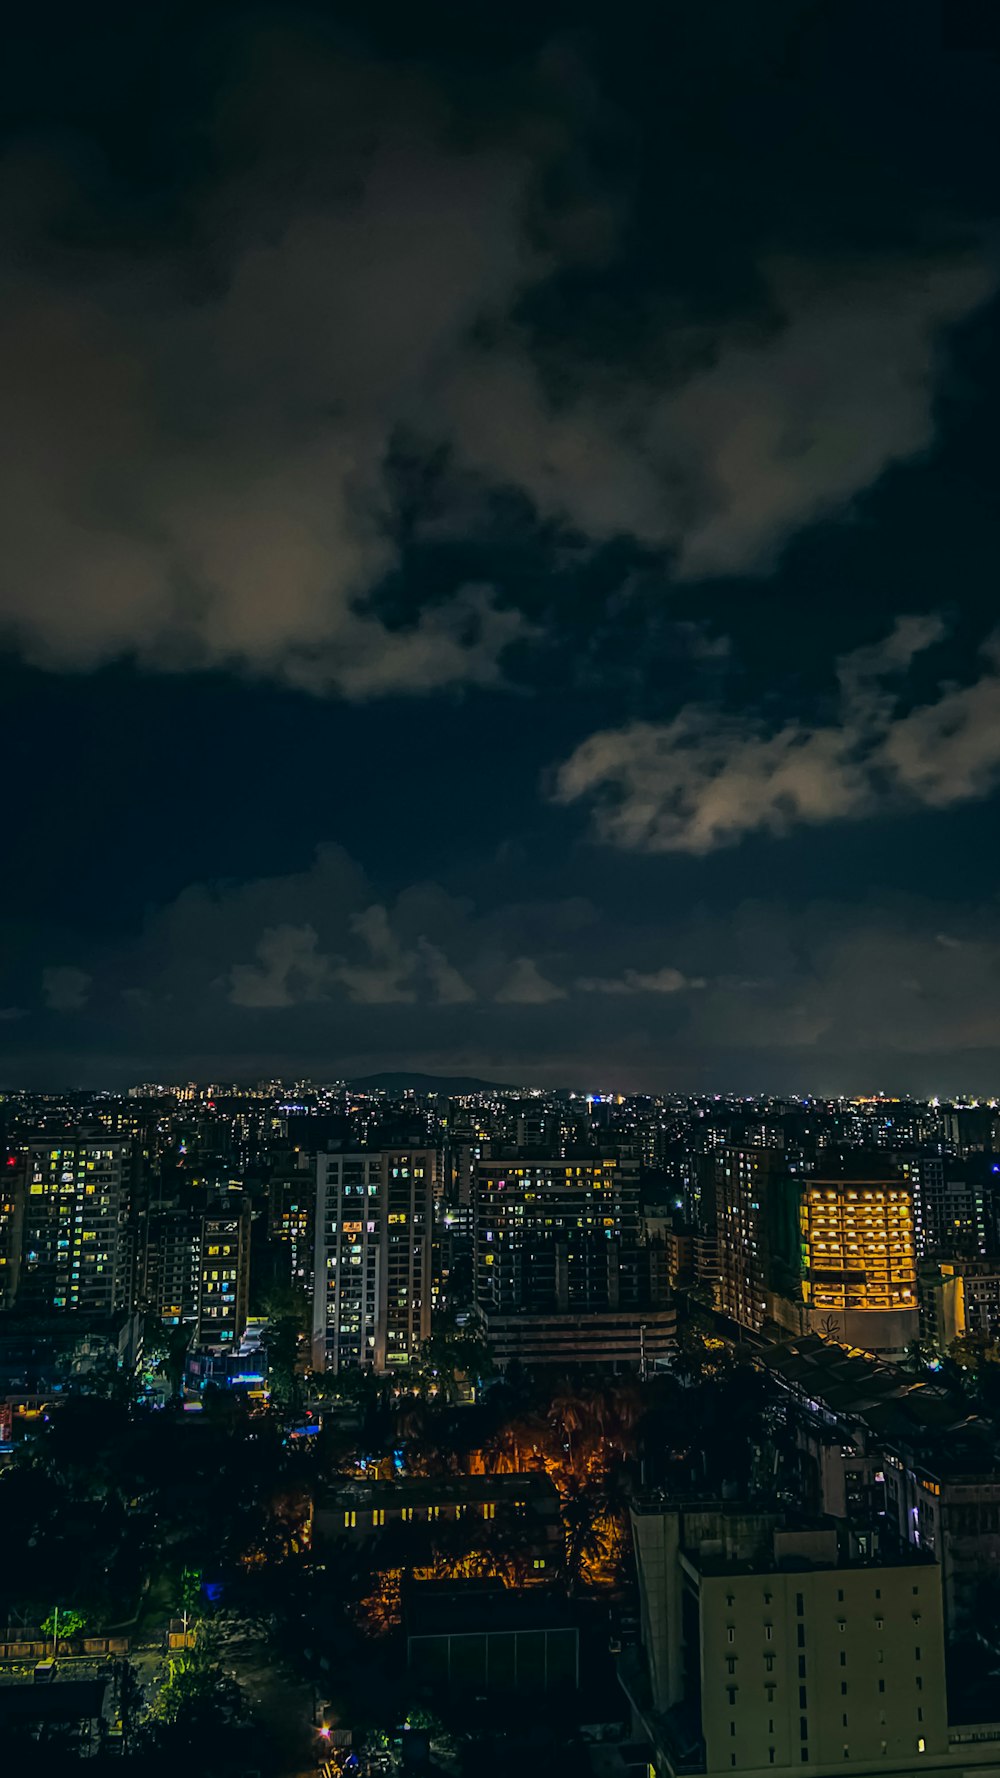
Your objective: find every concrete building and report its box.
[714,1150,783,1332]
[311,1148,436,1374]
[625,1499,967,1778]
[919,1263,966,1356]
[898,1158,987,1260]
[880,1437,1000,1638]
[956,1264,1000,1344]
[16,1132,137,1316]
[921,1259,1000,1354]
[0,1152,24,1311]
[642,1210,695,1288]
[197,1203,251,1348]
[267,1148,315,1296]
[142,1208,200,1326]
[756,1334,1000,1640]
[480,1303,677,1372]
[472,1145,672,1369]
[313,1471,563,1577]
[771,1176,919,1359]
[474,1149,642,1314]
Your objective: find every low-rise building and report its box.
[406,1581,579,1693]
[480,1303,677,1372]
[312,1471,563,1576]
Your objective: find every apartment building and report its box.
[626,1500,954,1778]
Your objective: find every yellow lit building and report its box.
[773,1178,919,1358]
[801,1182,916,1314]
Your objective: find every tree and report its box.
[41,1607,87,1647]
[561,1477,609,1592]
[140,1628,247,1759]
[147,1319,194,1400]
[261,1285,310,1411]
[413,1326,497,1403]
[903,1336,938,1377]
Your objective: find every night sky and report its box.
[3,0,1000,1093]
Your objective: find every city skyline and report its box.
[3,2,1000,1093]
[5,8,1000,1772]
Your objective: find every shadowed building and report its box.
[312,1148,438,1373]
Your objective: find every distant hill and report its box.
[349,1071,511,1095]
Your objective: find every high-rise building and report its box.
[714,1149,783,1331]
[311,1149,436,1374]
[382,1149,435,1368]
[473,1147,674,1368]
[197,1203,251,1348]
[921,1257,1000,1354]
[626,1500,953,1778]
[267,1148,315,1296]
[774,1176,918,1357]
[474,1150,640,1314]
[712,1152,920,1357]
[0,1151,25,1311]
[312,1151,382,1374]
[511,1100,558,1151]
[898,1155,988,1259]
[16,1132,137,1315]
[143,1208,201,1327]
[940,1106,994,1157]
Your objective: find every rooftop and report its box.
[320,1471,560,1508]
[758,1334,982,1445]
[632,1499,936,1575]
[406,1581,575,1636]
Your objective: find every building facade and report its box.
[197,1204,251,1348]
[771,1176,919,1358]
[474,1150,641,1314]
[898,1157,988,1260]
[480,1303,677,1371]
[16,1133,136,1316]
[0,1152,24,1311]
[312,1149,436,1374]
[627,1500,953,1778]
[143,1208,200,1326]
[714,1150,782,1332]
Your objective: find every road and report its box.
[224,1632,323,1776]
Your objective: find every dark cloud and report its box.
[0,18,993,698]
[3,845,1000,1095]
[2,2,1000,1089]
[0,40,551,692]
[443,257,993,578]
[41,967,92,1013]
[553,617,1000,852]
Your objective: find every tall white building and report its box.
[312,1149,436,1374]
